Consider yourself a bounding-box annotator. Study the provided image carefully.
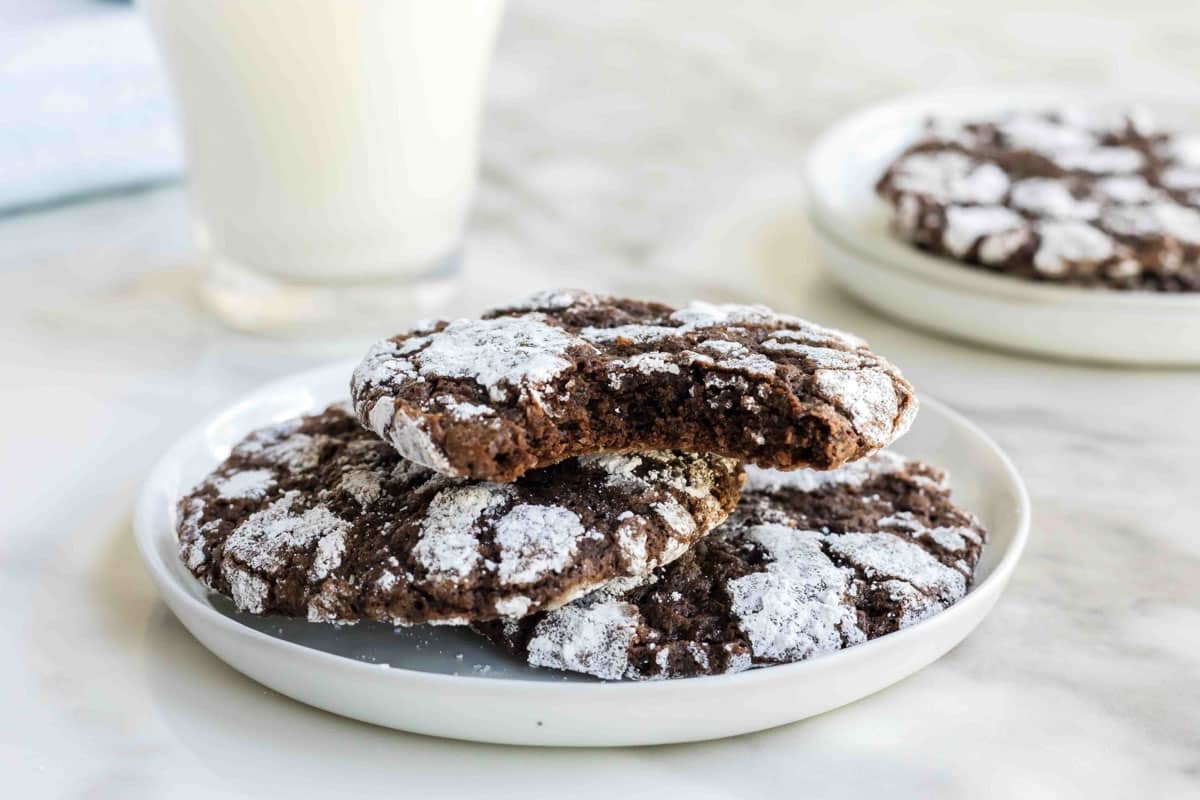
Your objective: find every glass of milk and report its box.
[142,0,505,333]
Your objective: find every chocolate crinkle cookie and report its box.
[351,289,917,482]
[876,108,1200,291]
[176,404,743,626]
[474,451,986,680]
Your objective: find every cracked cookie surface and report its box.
[176,404,743,626]
[475,451,986,680]
[351,289,917,481]
[877,108,1200,290]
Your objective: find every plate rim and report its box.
[803,83,1200,313]
[134,360,1032,695]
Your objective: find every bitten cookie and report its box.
[475,451,986,680]
[876,108,1200,290]
[176,404,742,626]
[351,290,917,482]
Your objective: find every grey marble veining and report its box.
[2,1,1199,797]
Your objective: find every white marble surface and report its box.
[3,1,1199,797]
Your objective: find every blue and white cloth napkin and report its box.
[0,0,182,214]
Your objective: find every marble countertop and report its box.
[3,1,1198,797]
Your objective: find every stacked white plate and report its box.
[805,86,1200,366]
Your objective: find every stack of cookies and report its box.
[178,290,987,680]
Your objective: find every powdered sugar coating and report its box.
[222,494,349,575]
[726,525,865,662]
[742,450,911,493]
[652,497,697,538]
[493,595,533,618]
[888,151,1010,205]
[878,108,1200,290]
[921,526,971,553]
[352,291,916,480]
[336,468,383,507]
[1161,167,1200,191]
[1054,146,1144,174]
[369,396,453,474]
[526,599,640,680]
[215,469,275,500]
[177,405,742,626]
[440,398,495,420]
[414,484,509,580]
[978,228,1032,264]
[494,504,586,585]
[1034,221,1116,275]
[478,451,986,680]
[942,205,1025,257]
[1102,202,1200,244]
[410,316,585,403]
[827,532,965,599]
[608,352,681,388]
[812,368,904,448]
[234,427,322,472]
[999,113,1095,152]
[760,340,864,369]
[1010,178,1099,220]
[218,493,352,615]
[1096,175,1160,204]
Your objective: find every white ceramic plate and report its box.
[134,361,1030,747]
[805,86,1200,365]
